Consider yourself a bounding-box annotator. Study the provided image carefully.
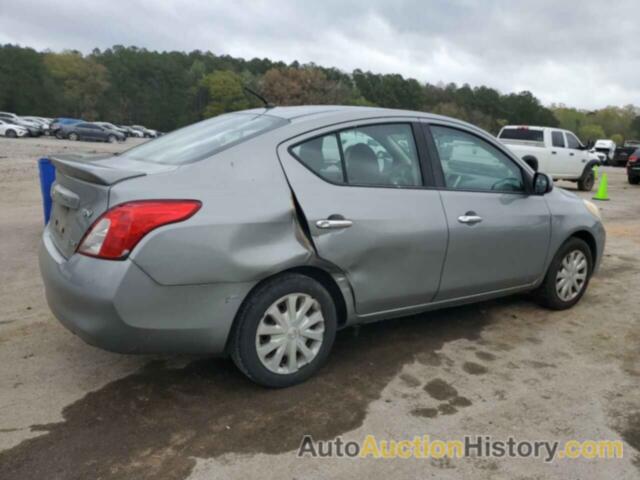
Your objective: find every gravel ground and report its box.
[0,136,638,479]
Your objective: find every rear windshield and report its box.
[499,128,544,142]
[119,113,287,165]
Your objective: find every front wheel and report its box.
[230,273,337,388]
[535,237,593,310]
[577,170,595,191]
[107,134,117,143]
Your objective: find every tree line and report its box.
[1,44,639,142]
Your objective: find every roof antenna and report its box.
[243,86,274,109]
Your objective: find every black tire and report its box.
[5,129,17,138]
[535,237,593,310]
[55,130,63,139]
[230,273,337,388]
[107,134,116,143]
[629,175,640,185]
[577,170,595,191]
[68,132,78,141]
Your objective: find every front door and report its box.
[426,124,551,301]
[278,121,449,316]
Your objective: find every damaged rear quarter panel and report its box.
[110,136,314,286]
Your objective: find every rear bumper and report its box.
[39,227,253,355]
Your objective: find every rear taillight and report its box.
[77,200,201,260]
[628,155,638,164]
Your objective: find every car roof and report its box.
[243,105,455,122]
[237,105,487,138]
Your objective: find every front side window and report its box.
[552,131,565,148]
[291,123,422,187]
[120,113,288,165]
[565,132,581,149]
[431,125,524,193]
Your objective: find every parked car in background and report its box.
[94,122,128,139]
[0,112,43,137]
[121,125,144,138]
[59,122,126,143]
[498,126,599,191]
[627,148,640,184]
[131,125,158,138]
[22,116,52,135]
[0,119,30,138]
[591,139,616,164]
[39,106,605,387]
[613,141,640,167]
[51,118,83,138]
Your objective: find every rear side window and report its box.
[291,134,344,184]
[499,128,544,142]
[291,123,422,187]
[120,113,287,165]
[552,131,565,148]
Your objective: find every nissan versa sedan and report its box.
[39,106,605,387]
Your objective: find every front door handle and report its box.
[458,214,483,225]
[316,218,353,229]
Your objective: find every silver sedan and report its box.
[39,106,605,387]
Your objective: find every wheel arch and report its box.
[224,264,353,354]
[569,230,598,266]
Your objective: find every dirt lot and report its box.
[0,136,638,479]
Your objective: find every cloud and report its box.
[1,0,638,109]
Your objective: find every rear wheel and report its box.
[5,129,17,138]
[68,132,78,141]
[535,237,593,310]
[577,170,595,191]
[629,175,640,185]
[230,273,337,388]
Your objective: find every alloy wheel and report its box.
[255,293,325,375]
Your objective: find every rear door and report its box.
[424,123,550,300]
[278,120,448,317]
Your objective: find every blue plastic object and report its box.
[38,158,56,224]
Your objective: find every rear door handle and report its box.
[458,215,483,225]
[316,219,353,229]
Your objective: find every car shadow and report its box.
[0,296,531,480]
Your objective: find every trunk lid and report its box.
[47,154,172,258]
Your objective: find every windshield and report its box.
[499,128,544,142]
[119,113,287,165]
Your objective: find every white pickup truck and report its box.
[497,126,599,191]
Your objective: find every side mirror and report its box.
[533,172,553,195]
[522,155,539,172]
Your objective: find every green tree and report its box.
[611,133,624,145]
[44,51,109,119]
[630,116,640,139]
[200,71,249,117]
[578,124,605,143]
[0,45,56,115]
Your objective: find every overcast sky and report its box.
[1,0,638,109]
